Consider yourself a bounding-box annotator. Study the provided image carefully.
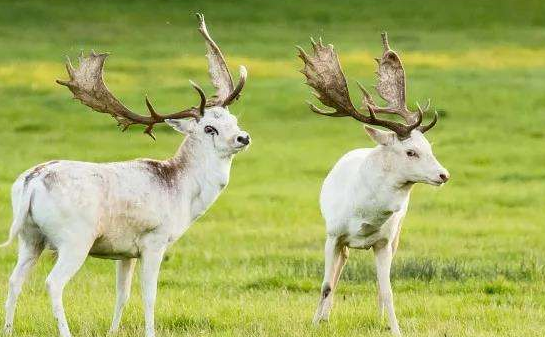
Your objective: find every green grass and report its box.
[1,0,545,336]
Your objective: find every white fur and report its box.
[312,127,449,336]
[2,107,250,337]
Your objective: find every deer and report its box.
[1,14,250,337]
[297,33,450,335]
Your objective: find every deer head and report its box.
[57,13,250,156]
[298,34,449,185]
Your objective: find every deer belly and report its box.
[346,225,389,250]
[89,235,139,259]
[89,220,155,259]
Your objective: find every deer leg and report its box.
[373,244,401,336]
[313,235,341,324]
[109,258,137,334]
[46,244,91,337]
[4,237,44,334]
[377,279,385,321]
[379,224,402,321]
[140,248,166,337]
[320,244,349,322]
[332,245,349,290]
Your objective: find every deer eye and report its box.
[204,125,218,135]
[406,150,418,158]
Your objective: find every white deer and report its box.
[1,14,250,337]
[297,34,450,335]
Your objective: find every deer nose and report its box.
[236,135,250,145]
[439,172,450,183]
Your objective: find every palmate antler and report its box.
[57,14,247,139]
[196,13,247,107]
[56,52,203,139]
[297,33,438,139]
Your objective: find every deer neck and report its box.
[170,137,232,216]
[367,146,414,194]
[175,135,232,179]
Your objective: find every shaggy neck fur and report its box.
[168,136,233,221]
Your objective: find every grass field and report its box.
[0,0,544,336]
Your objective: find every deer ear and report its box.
[165,119,196,134]
[364,126,396,146]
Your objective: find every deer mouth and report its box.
[233,143,250,151]
[429,179,445,186]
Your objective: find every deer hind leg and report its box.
[109,258,137,334]
[46,242,92,337]
[4,233,44,334]
[313,235,346,324]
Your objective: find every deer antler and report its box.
[297,38,423,139]
[358,32,438,132]
[56,52,202,139]
[196,13,247,107]
[57,14,247,139]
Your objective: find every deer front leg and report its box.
[109,258,137,334]
[140,247,166,337]
[332,245,349,290]
[373,244,401,336]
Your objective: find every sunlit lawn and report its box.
[0,0,544,336]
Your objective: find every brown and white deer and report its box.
[298,34,449,335]
[2,14,250,337]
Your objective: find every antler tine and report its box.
[143,123,156,140]
[421,98,431,113]
[189,80,207,116]
[307,101,350,118]
[366,103,378,120]
[296,45,310,62]
[381,32,391,51]
[222,65,247,107]
[417,105,438,133]
[144,95,161,120]
[357,81,376,106]
[411,103,424,129]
